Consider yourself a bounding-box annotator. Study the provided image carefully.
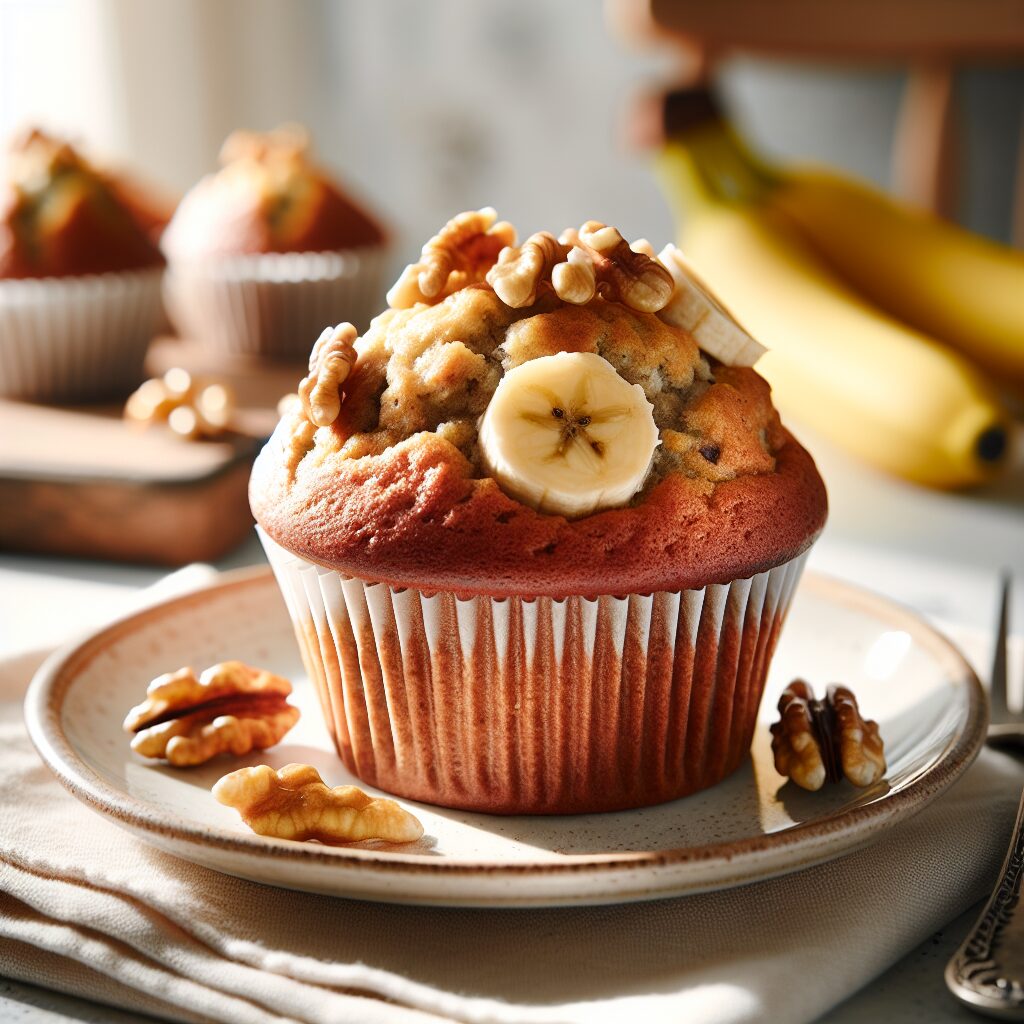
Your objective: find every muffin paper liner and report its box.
[164,247,389,360]
[259,528,809,815]
[0,268,164,401]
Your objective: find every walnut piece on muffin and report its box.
[251,209,827,599]
[0,128,167,279]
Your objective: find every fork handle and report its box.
[947,785,1024,1017]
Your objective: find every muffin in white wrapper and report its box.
[259,527,809,815]
[0,268,164,401]
[161,126,389,360]
[163,247,389,361]
[249,210,828,815]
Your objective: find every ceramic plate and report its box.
[25,568,985,907]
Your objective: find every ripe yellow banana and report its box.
[768,171,1024,389]
[655,142,1012,487]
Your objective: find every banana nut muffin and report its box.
[252,211,825,598]
[251,209,826,813]
[162,125,385,261]
[0,128,167,279]
[162,125,388,357]
[0,129,167,399]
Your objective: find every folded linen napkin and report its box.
[1,610,1020,1024]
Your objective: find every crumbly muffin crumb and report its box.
[297,293,780,492]
[273,211,789,509]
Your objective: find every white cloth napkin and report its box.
[1,608,1020,1024]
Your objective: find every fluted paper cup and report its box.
[259,528,809,815]
[0,268,164,401]
[164,247,389,360]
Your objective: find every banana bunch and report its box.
[771,172,1024,389]
[654,119,1020,487]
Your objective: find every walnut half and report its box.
[123,661,300,767]
[124,368,235,441]
[770,680,886,792]
[297,322,358,428]
[486,231,567,307]
[213,763,424,845]
[387,208,516,308]
[560,222,674,313]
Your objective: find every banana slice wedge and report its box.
[479,352,659,519]
[657,243,767,367]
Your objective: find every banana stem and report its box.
[656,122,777,222]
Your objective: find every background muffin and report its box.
[252,209,827,814]
[0,129,167,400]
[162,125,388,360]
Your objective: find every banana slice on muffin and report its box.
[478,351,659,518]
[657,243,766,368]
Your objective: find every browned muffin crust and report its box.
[0,129,166,280]
[252,419,825,598]
[162,126,385,261]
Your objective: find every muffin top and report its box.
[251,209,826,597]
[0,129,167,280]
[162,125,386,261]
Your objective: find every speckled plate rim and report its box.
[24,566,986,894]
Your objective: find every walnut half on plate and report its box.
[123,661,300,767]
[770,680,886,792]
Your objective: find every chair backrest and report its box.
[607,0,1024,240]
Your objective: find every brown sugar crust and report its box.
[0,129,166,280]
[162,126,385,260]
[251,284,826,597]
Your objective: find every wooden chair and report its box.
[607,0,1024,240]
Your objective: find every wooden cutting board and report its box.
[0,338,304,566]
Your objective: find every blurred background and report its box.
[3,0,1023,257]
[1,0,1023,644]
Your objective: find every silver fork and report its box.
[947,573,1024,1018]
